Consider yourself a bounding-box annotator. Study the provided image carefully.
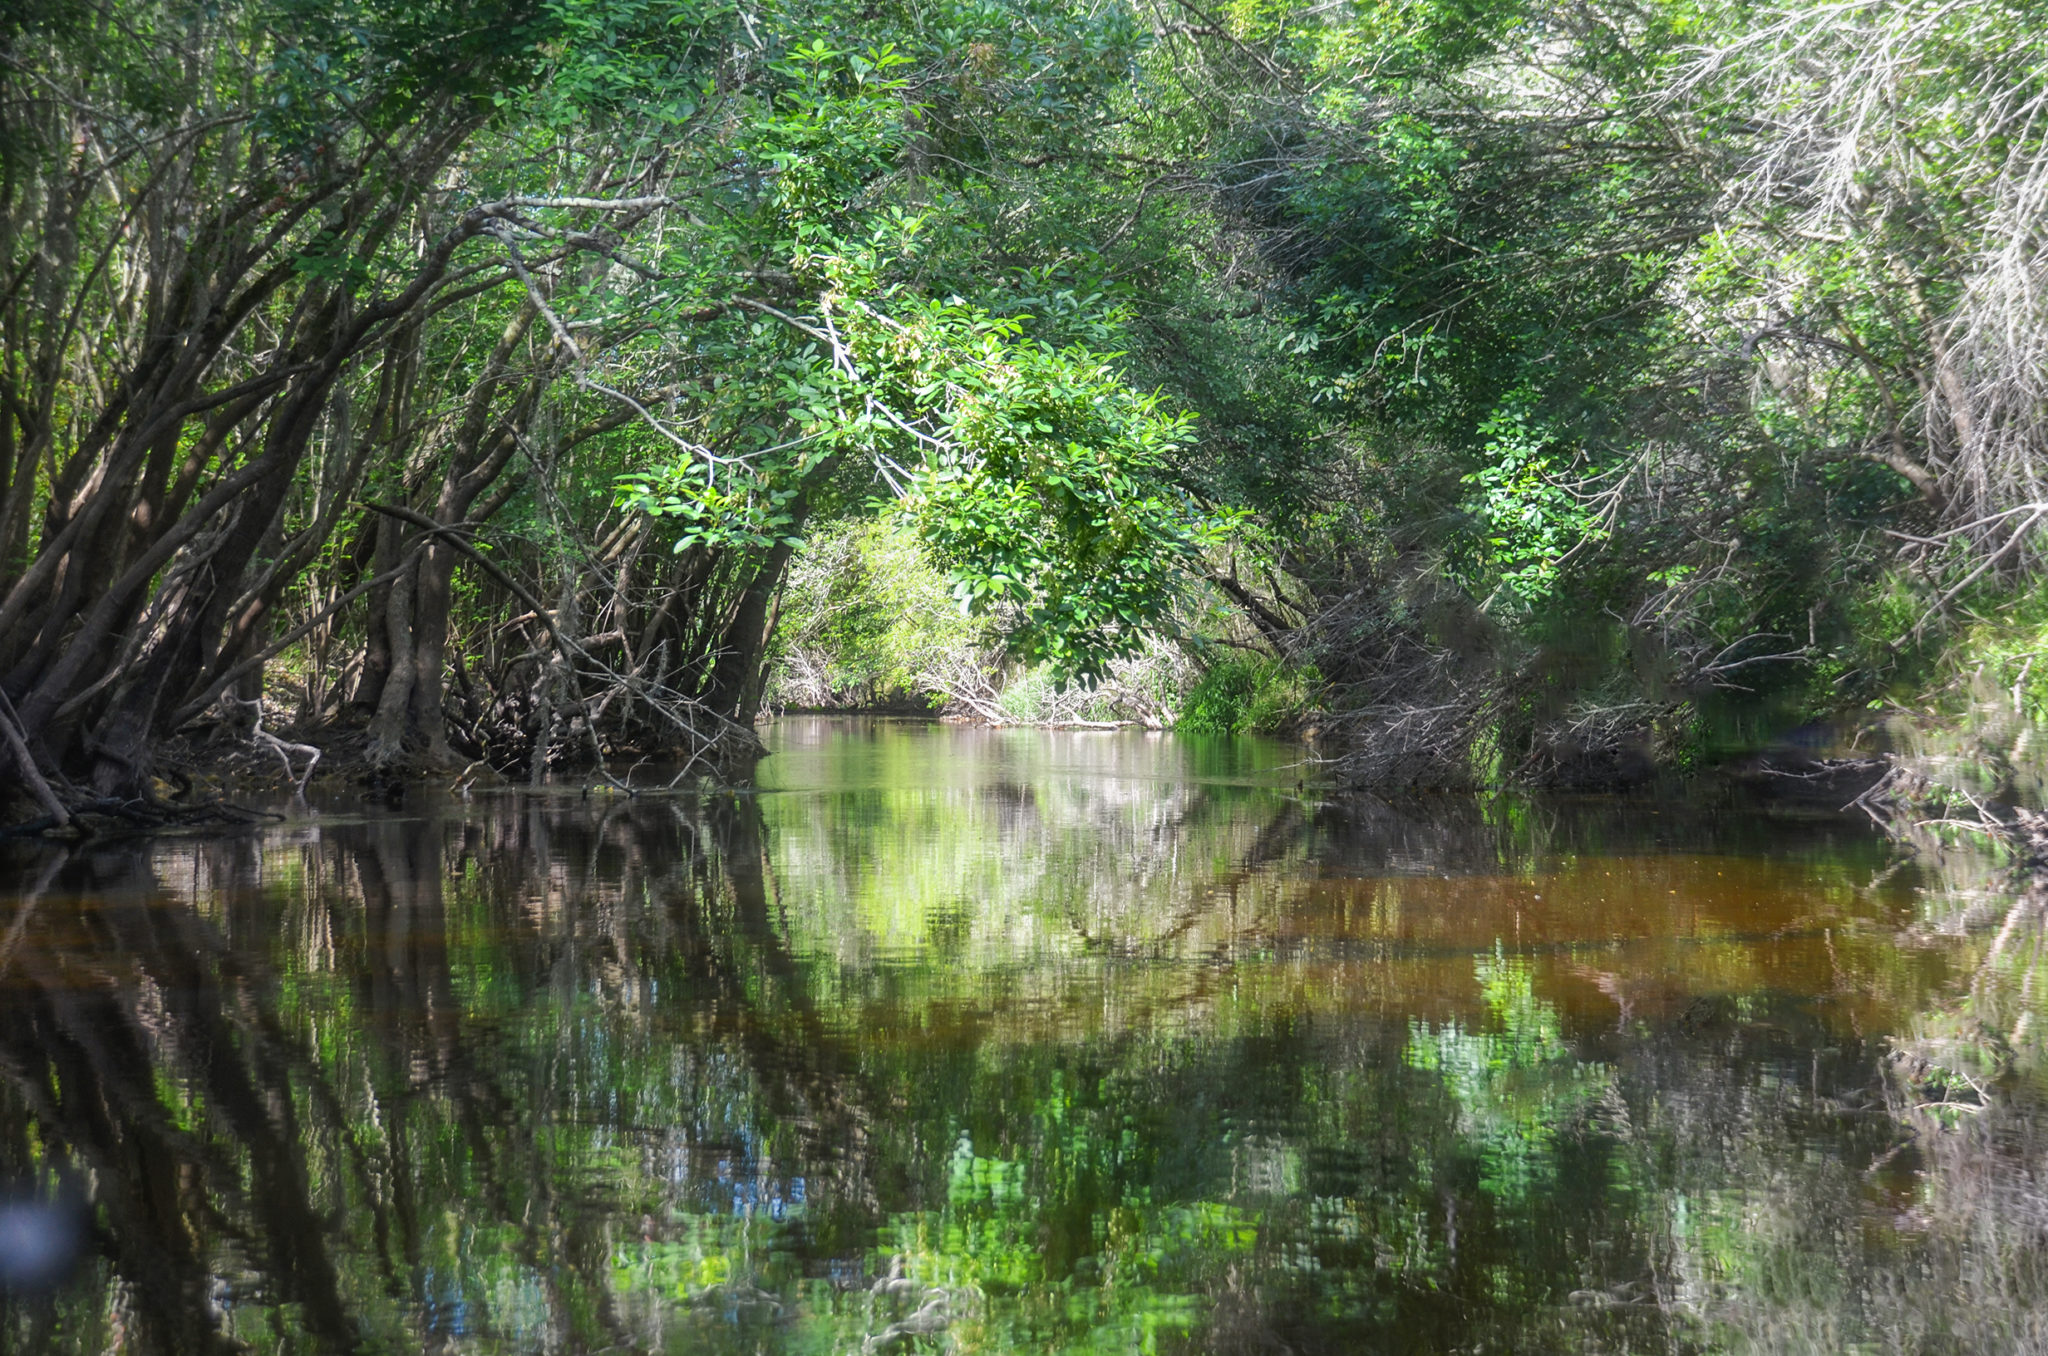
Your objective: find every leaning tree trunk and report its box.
[703,535,799,730]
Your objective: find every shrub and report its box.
[1176,657,1321,735]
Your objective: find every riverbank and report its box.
[10,688,2042,849]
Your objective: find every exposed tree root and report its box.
[225,696,320,797]
[2,690,291,840]
[1,794,281,842]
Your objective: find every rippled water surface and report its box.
[2,718,2045,1353]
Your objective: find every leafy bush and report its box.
[767,519,991,708]
[1176,657,1321,736]
[995,669,1058,723]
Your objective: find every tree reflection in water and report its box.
[0,720,2044,1353]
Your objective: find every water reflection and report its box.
[0,718,2041,1352]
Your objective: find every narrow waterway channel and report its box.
[0,718,2040,1352]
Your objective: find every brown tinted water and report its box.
[0,717,2042,1352]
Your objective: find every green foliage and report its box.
[620,285,1234,683]
[1105,0,2048,761]
[256,0,559,142]
[1176,656,1320,735]
[21,0,2048,792]
[767,519,991,706]
[989,666,1062,722]
[888,319,1233,681]
[580,19,1243,689]
[1451,392,1609,610]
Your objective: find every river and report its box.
[0,717,2041,1352]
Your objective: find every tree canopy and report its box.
[5,0,2047,807]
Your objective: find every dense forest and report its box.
[6,0,2047,816]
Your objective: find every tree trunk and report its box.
[704,538,798,728]
[354,515,402,714]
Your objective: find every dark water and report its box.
[1,717,2045,1353]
